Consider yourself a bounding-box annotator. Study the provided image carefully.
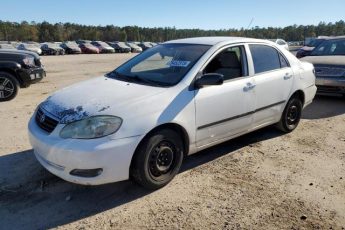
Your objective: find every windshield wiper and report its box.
[111,71,170,87]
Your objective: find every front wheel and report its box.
[131,129,184,189]
[276,97,303,133]
[0,72,19,102]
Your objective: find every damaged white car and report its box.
[28,37,317,189]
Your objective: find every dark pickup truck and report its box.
[0,49,45,101]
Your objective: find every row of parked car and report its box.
[296,35,345,96]
[0,40,158,55]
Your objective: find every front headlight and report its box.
[60,116,122,139]
[23,56,35,67]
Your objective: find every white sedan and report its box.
[28,37,317,189]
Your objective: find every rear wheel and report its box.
[276,97,302,133]
[0,72,19,102]
[131,129,184,189]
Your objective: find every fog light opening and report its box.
[70,168,103,178]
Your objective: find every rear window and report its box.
[249,44,288,74]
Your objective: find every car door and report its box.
[248,44,294,128]
[194,45,255,147]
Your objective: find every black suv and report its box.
[0,49,45,101]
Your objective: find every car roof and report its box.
[327,35,345,40]
[164,36,265,45]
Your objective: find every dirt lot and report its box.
[1,54,345,230]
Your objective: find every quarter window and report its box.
[249,44,288,74]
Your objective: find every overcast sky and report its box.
[1,0,344,29]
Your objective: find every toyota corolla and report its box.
[28,37,317,189]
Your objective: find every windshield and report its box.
[306,39,324,47]
[100,42,111,47]
[66,42,78,48]
[311,39,345,56]
[24,44,37,48]
[47,43,60,48]
[108,43,210,87]
[117,42,128,48]
[83,43,95,48]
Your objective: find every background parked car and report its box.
[126,42,142,53]
[17,43,42,55]
[108,42,131,53]
[76,40,92,45]
[301,36,345,97]
[60,42,82,54]
[91,41,115,53]
[296,37,329,58]
[41,43,65,55]
[0,44,15,49]
[138,42,153,51]
[79,43,99,54]
[0,49,45,101]
[268,39,289,50]
[150,42,158,47]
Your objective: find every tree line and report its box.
[0,20,345,42]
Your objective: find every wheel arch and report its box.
[129,122,190,173]
[290,89,305,105]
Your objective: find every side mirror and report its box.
[195,73,224,88]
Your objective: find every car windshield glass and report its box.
[311,39,345,56]
[84,43,94,48]
[107,43,210,87]
[48,43,60,48]
[99,42,109,47]
[117,42,128,48]
[25,44,36,48]
[307,39,324,47]
[66,43,78,48]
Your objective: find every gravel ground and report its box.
[0,54,345,230]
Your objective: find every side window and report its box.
[279,53,289,68]
[204,46,247,81]
[249,44,282,74]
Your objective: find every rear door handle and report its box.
[284,73,293,80]
[243,82,256,92]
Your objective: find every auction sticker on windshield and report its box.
[168,60,191,67]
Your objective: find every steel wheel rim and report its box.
[0,77,14,99]
[148,140,176,181]
[287,104,299,125]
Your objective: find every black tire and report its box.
[0,72,19,102]
[276,97,303,133]
[131,129,184,190]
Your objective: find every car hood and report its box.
[300,55,345,66]
[0,49,40,58]
[40,76,168,123]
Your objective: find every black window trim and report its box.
[249,43,291,76]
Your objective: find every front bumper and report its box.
[28,116,142,185]
[17,66,46,87]
[316,77,345,94]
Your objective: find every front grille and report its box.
[35,108,59,133]
[317,85,345,93]
[315,66,345,78]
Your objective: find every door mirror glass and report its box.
[195,73,224,88]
